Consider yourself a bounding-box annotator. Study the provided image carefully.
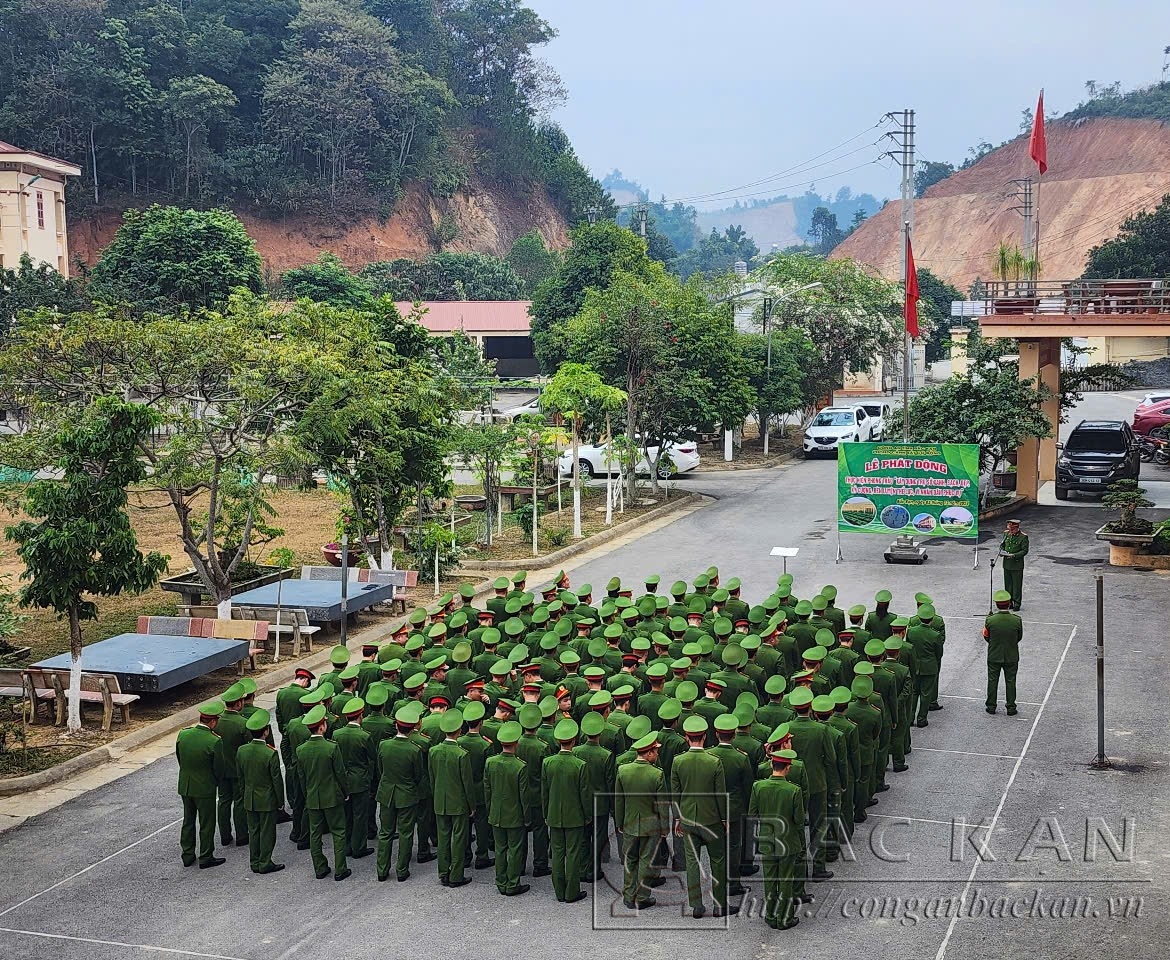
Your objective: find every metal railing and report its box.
[973,279,1170,316]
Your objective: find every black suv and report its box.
[1055,420,1141,500]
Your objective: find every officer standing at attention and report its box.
[615,731,665,910]
[430,707,475,887]
[908,606,943,728]
[374,703,427,883]
[236,709,285,874]
[484,720,532,897]
[747,748,804,930]
[1000,518,1030,610]
[297,703,351,881]
[176,700,226,869]
[334,698,376,861]
[985,590,1025,715]
[215,683,250,848]
[542,718,592,903]
[671,715,736,918]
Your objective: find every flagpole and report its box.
[903,220,911,443]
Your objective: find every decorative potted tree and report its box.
[1096,479,1156,565]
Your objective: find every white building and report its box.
[0,141,81,275]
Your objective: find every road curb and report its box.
[0,744,113,797]
[459,493,700,573]
[979,495,1028,522]
[696,450,797,472]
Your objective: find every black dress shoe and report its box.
[440,876,450,886]
[199,857,226,869]
[378,873,389,882]
[475,858,495,869]
[929,703,943,711]
[566,891,587,903]
[713,905,739,917]
[876,784,890,793]
[646,876,666,888]
[334,868,352,881]
[780,918,799,930]
[352,848,374,859]
[397,871,410,882]
[811,869,834,881]
[692,905,707,919]
[986,706,997,714]
[797,893,814,904]
[296,841,310,851]
[504,884,530,896]
[740,864,759,876]
[728,884,748,896]
[315,868,331,880]
[634,897,656,909]
[533,866,552,877]
[854,813,868,823]
[259,863,285,874]
[1007,707,1018,716]
[220,835,233,847]
[235,837,250,847]
[867,798,879,807]
[276,810,293,824]
[449,877,472,888]
[893,764,909,773]
[916,719,928,728]
[182,858,196,868]
[417,852,436,863]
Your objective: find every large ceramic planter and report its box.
[1095,525,1156,566]
[159,565,295,604]
[455,494,488,512]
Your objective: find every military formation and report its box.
[177,560,1024,931]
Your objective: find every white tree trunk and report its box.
[604,413,613,526]
[572,426,582,539]
[68,651,82,733]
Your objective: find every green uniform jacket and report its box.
[237,740,285,812]
[615,758,666,836]
[376,735,427,807]
[357,661,382,697]
[483,753,531,828]
[706,743,753,816]
[361,713,396,752]
[516,732,552,816]
[870,664,901,728]
[757,702,795,732]
[275,683,308,733]
[429,739,475,815]
[985,611,1024,664]
[787,716,838,794]
[670,747,727,826]
[824,718,852,790]
[844,700,881,769]
[906,624,943,676]
[1001,532,1029,570]
[457,732,495,805]
[176,724,221,798]
[541,751,591,828]
[827,647,860,690]
[573,742,615,816]
[864,610,897,640]
[786,622,819,656]
[334,723,377,794]
[748,776,804,859]
[214,710,248,780]
[296,736,348,809]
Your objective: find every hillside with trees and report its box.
[0,0,612,268]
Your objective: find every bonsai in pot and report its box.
[1096,479,1156,565]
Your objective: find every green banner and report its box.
[837,442,981,538]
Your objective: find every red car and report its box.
[1133,398,1170,435]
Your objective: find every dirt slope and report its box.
[70,179,571,273]
[697,200,800,253]
[832,118,1170,289]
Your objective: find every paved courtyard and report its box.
[1,449,1167,960]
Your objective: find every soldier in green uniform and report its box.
[237,709,285,874]
[908,605,943,727]
[215,683,249,847]
[671,715,736,918]
[297,703,350,881]
[458,700,495,869]
[748,748,804,930]
[824,690,860,843]
[484,720,532,896]
[863,641,898,790]
[275,668,314,841]
[319,645,350,699]
[542,718,592,903]
[574,711,616,882]
[865,590,898,640]
[787,687,838,881]
[1000,519,1030,610]
[985,590,1025,715]
[656,699,688,872]
[176,700,225,868]
[430,708,475,887]
[375,703,427,883]
[334,698,376,860]
[843,679,881,822]
[708,713,753,896]
[516,703,553,876]
[357,643,382,697]
[882,638,912,772]
[615,731,665,910]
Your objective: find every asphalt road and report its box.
[2,436,1168,959]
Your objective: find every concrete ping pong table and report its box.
[230,578,396,625]
[34,633,252,694]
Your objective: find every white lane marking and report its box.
[945,615,1077,627]
[0,927,249,960]
[934,624,1077,960]
[0,817,181,919]
[913,747,1022,761]
[869,814,991,830]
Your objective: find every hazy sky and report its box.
[527,0,1170,209]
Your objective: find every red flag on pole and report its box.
[904,232,920,339]
[1029,89,1048,175]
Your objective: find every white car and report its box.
[1138,392,1170,408]
[496,396,544,422]
[558,440,701,480]
[860,401,892,441]
[802,405,878,456]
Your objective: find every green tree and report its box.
[164,74,237,198]
[740,326,817,448]
[1082,194,1170,278]
[672,225,760,280]
[915,268,964,363]
[541,362,626,538]
[5,397,167,732]
[90,205,263,313]
[451,419,518,548]
[914,160,955,198]
[0,255,90,331]
[360,252,525,301]
[281,253,374,308]
[806,207,845,254]
[507,231,561,296]
[529,220,656,371]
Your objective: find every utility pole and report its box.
[1009,177,1034,289]
[884,108,915,437]
[637,203,648,239]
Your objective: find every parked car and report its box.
[1137,391,1170,407]
[1055,420,1141,500]
[1133,397,1170,435]
[860,401,892,441]
[495,395,544,422]
[558,439,701,480]
[802,404,878,456]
